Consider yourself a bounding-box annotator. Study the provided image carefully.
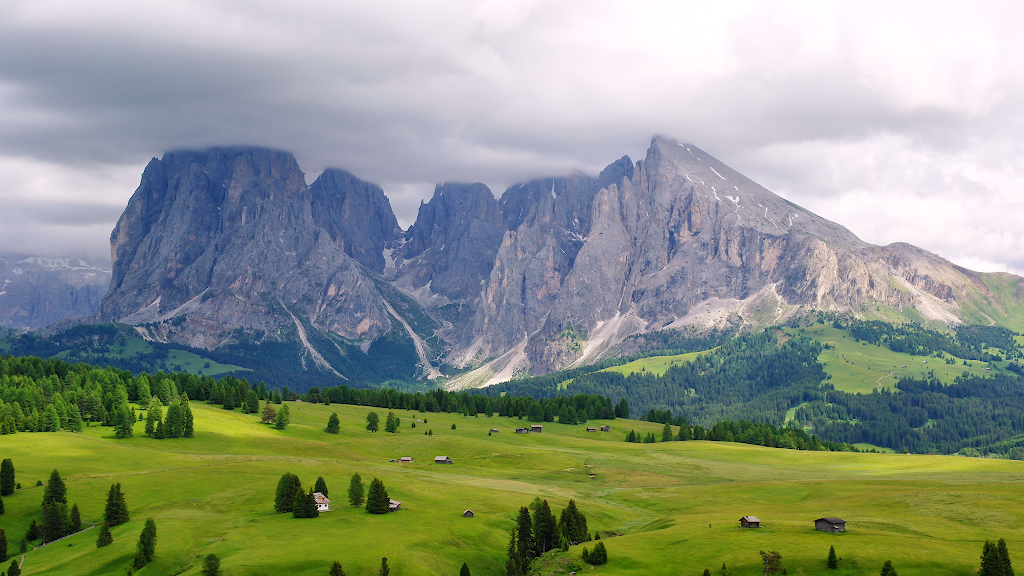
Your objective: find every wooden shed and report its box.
[388,499,402,512]
[814,517,846,532]
[463,509,474,517]
[600,425,610,432]
[515,427,530,434]
[586,427,597,432]
[490,428,500,433]
[399,456,413,463]
[531,425,543,432]
[739,515,760,528]
[434,456,453,464]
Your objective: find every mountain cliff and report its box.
[77,138,1024,387]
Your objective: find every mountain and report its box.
[12,137,1022,388]
[95,147,440,382]
[0,255,110,329]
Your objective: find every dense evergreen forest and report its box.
[839,319,1020,361]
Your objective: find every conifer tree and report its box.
[244,390,260,414]
[585,541,607,565]
[677,424,693,441]
[262,402,277,424]
[274,473,302,513]
[43,469,66,504]
[133,518,157,568]
[293,487,320,518]
[0,459,13,496]
[25,520,39,541]
[704,570,712,576]
[202,553,221,576]
[880,559,897,576]
[165,402,184,438]
[326,412,340,433]
[379,557,390,576]
[533,500,557,554]
[460,563,470,576]
[661,422,674,442]
[348,473,364,506]
[385,412,399,433]
[514,506,535,571]
[982,541,1001,576]
[114,405,134,438]
[506,528,522,576]
[136,375,151,406]
[366,411,379,432]
[760,551,782,575]
[828,545,838,569]
[314,477,328,498]
[154,418,165,439]
[66,403,84,432]
[275,405,290,430]
[329,560,346,576]
[41,500,69,542]
[70,503,81,532]
[145,401,162,437]
[222,386,236,410]
[104,482,130,526]
[96,521,113,547]
[183,403,194,438]
[0,528,7,562]
[8,557,20,576]
[0,494,4,515]
[365,478,389,514]
[998,538,1014,576]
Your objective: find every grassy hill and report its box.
[2,403,1024,575]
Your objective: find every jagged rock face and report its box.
[97,147,398,350]
[309,168,402,273]
[396,183,506,302]
[0,256,110,329]
[459,137,1014,377]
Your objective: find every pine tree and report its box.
[460,562,470,576]
[222,386,236,410]
[154,417,165,439]
[0,528,7,562]
[661,422,674,442]
[145,401,162,437]
[96,521,113,547]
[25,520,39,541]
[385,412,399,433]
[451,423,457,430]
[115,405,134,438]
[70,503,81,532]
[66,403,84,432]
[133,518,157,568]
[43,469,66,504]
[366,411,379,432]
[293,487,319,518]
[275,405,290,430]
[348,473,364,506]
[506,527,522,576]
[41,500,69,543]
[183,403,194,438]
[244,390,260,414]
[0,459,13,496]
[760,551,782,575]
[330,560,347,576]
[365,478,389,514]
[314,477,328,498]
[262,402,277,424]
[880,560,897,576]
[8,557,20,576]
[998,538,1014,576]
[202,553,221,576]
[165,402,184,438]
[586,541,607,565]
[515,506,535,571]
[828,545,838,569]
[982,541,1001,576]
[677,424,693,441]
[104,483,130,526]
[533,500,557,554]
[379,557,390,576]
[326,413,340,434]
[274,473,302,513]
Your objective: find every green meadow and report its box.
[790,325,1012,394]
[599,350,708,377]
[1,403,1023,575]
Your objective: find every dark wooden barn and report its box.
[739,515,761,528]
[814,517,846,532]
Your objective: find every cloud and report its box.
[1,0,1023,273]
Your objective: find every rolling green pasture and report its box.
[790,325,1009,394]
[599,350,708,377]
[2,403,1024,575]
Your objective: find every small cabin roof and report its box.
[815,517,845,523]
[389,499,401,505]
[740,515,760,523]
[434,455,450,460]
[313,492,330,504]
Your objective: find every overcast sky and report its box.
[2,0,1024,273]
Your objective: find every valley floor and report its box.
[2,403,1023,575]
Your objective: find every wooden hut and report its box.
[463,509,474,517]
[600,425,610,432]
[515,427,530,434]
[586,427,597,432]
[388,499,402,512]
[434,456,453,464]
[814,517,846,532]
[399,456,413,463]
[531,424,543,432]
[739,515,760,528]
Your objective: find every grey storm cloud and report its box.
[2,0,1024,273]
